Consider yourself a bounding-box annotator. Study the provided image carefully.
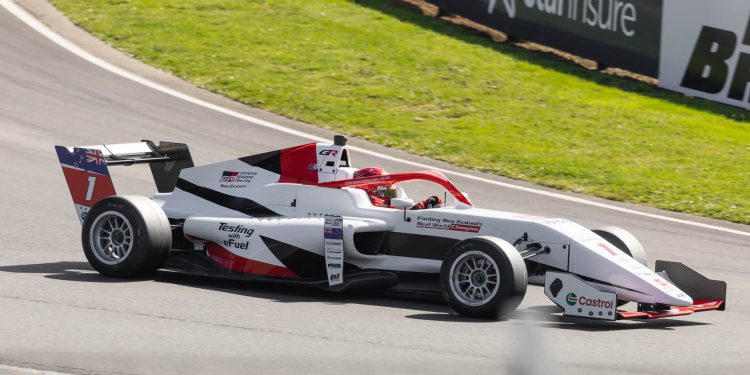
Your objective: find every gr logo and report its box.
[681,14,750,102]
[319,149,338,156]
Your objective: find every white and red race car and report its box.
[55,136,726,320]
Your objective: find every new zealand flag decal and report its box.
[55,146,110,176]
[323,227,343,240]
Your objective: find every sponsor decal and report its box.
[566,292,614,308]
[486,0,516,17]
[324,215,344,286]
[542,218,569,225]
[307,212,338,217]
[307,163,318,171]
[218,222,255,238]
[427,0,662,76]
[579,296,614,309]
[319,149,338,156]
[659,1,750,108]
[416,216,482,233]
[220,171,239,182]
[325,241,344,249]
[566,292,578,306]
[324,222,344,240]
[448,223,481,233]
[488,0,640,37]
[680,14,750,104]
[219,170,257,188]
[223,239,249,250]
[344,175,392,186]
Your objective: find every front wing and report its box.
[544,265,726,321]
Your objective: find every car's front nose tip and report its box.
[664,290,693,307]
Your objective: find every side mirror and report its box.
[391,197,414,209]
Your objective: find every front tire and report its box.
[82,195,171,278]
[440,237,527,319]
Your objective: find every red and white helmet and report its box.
[353,168,396,207]
[353,167,385,179]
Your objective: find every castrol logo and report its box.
[565,292,613,309]
[566,293,578,306]
[579,296,613,309]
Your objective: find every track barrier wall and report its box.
[423,0,750,109]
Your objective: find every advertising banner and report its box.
[659,0,750,109]
[425,0,663,76]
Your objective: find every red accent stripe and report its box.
[598,243,618,256]
[691,299,724,311]
[60,165,116,207]
[617,299,724,319]
[206,242,299,278]
[617,308,694,319]
[279,143,318,184]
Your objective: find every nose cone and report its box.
[568,241,696,307]
[649,272,693,306]
[659,288,693,307]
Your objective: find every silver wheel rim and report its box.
[89,211,133,265]
[449,250,500,306]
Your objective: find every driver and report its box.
[352,167,442,210]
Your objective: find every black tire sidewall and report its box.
[441,238,527,319]
[82,196,162,277]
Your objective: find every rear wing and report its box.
[55,140,192,223]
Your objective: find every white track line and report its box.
[0,364,72,374]
[2,0,748,237]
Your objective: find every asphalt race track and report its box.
[1,1,748,374]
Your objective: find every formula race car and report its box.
[55,136,726,320]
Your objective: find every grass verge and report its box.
[52,0,749,224]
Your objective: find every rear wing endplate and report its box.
[55,140,192,223]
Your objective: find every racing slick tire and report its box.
[441,236,527,319]
[81,195,171,278]
[593,226,648,306]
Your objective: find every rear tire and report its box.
[82,195,171,278]
[593,226,648,306]
[440,236,527,319]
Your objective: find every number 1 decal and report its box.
[85,176,96,201]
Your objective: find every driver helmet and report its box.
[353,167,396,207]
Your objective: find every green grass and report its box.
[52,0,750,224]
